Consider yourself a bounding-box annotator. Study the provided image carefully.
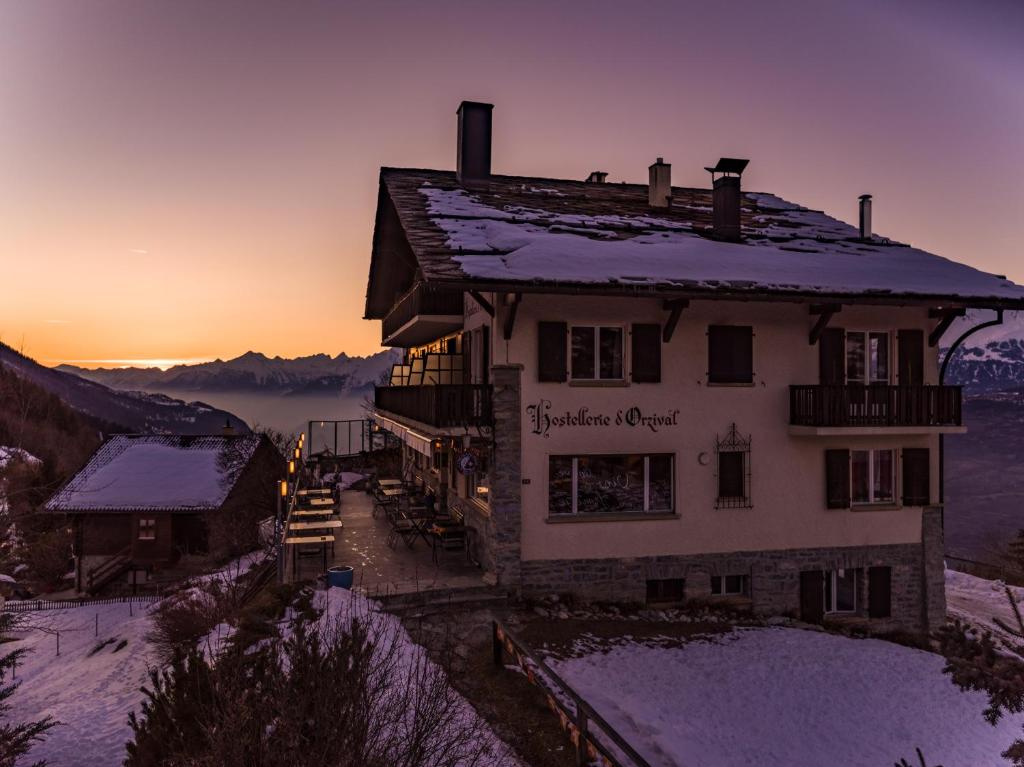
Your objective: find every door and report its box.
[800,570,825,624]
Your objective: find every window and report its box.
[715,423,752,509]
[846,331,890,384]
[711,575,748,596]
[138,518,156,541]
[708,325,753,384]
[571,326,624,381]
[851,449,895,505]
[825,569,859,613]
[548,454,674,515]
[646,578,685,604]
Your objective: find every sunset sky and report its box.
[2,0,1022,368]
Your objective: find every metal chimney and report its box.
[705,157,749,242]
[648,158,671,208]
[456,101,493,186]
[859,194,872,239]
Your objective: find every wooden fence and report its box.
[492,620,652,767]
[4,595,162,613]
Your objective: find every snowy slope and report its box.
[6,603,158,766]
[544,627,1023,767]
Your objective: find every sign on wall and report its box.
[526,398,680,438]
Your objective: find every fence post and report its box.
[56,631,60,657]
[492,622,503,667]
[575,701,589,766]
[95,613,99,637]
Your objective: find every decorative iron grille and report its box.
[715,423,752,509]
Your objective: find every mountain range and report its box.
[57,350,399,397]
[0,342,247,435]
[942,310,1024,394]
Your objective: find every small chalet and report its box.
[364,100,1024,635]
[47,434,284,593]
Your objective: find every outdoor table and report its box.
[401,512,433,548]
[292,509,333,518]
[284,534,335,576]
[297,488,331,497]
[288,520,343,532]
[377,479,403,487]
[303,497,335,507]
[380,487,405,498]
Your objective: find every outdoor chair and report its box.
[431,522,469,564]
[386,515,417,549]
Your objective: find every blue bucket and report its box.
[327,566,354,589]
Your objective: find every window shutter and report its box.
[799,570,825,624]
[481,325,490,386]
[537,322,567,382]
[819,327,845,385]
[868,566,892,618]
[897,329,924,386]
[462,331,473,384]
[825,449,850,509]
[708,325,753,384]
[902,448,930,506]
[631,324,661,383]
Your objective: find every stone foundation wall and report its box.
[521,539,935,633]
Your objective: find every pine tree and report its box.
[0,611,56,767]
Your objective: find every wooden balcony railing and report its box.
[789,384,962,428]
[375,384,493,428]
[381,283,464,344]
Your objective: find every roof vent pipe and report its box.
[705,157,749,242]
[648,158,671,208]
[585,171,608,184]
[456,101,493,186]
[859,194,872,239]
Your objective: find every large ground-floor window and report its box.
[549,453,673,515]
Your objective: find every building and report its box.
[364,100,1024,633]
[46,434,284,593]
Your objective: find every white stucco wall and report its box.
[479,293,940,562]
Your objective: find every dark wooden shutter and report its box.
[868,566,892,618]
[708,325,753,383]
[462,331,473,384]
[481,325,490,386]
[800,570,825,624]
[825,449,850,509]
[902,448,930,506]
[631,324,661,383]
[819,327,845,385]
[537,322,567,382]
[898,329,924,386]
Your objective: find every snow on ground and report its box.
[7,602,159,766]
[543,627,1024,767]
[321,470,367,492]
[0,446,40,469]
[946,567,1024,648]
[313,586,524,766]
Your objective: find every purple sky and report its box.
[2,0,1022,365]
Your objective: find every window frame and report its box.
[548,453,674,516]
[824,569,858,614]
[714,423,752,509]
[850,448,897,506]
[138,518,157,541]
[569,324,626,382]
[711,574,748,596]
[845,330,891,385]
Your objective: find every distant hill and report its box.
[0,343,248,435]
[942,310,1024,394]
[57,349,400,397]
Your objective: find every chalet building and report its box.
[364,100,1024,633]
[46,434,283,593]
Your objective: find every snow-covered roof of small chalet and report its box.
[46,434,263,513]
[365,168,1024,317]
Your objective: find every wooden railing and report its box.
[382,283,463,343]
[493,621,652,767]
[789,384,962,428]
[374,384,493,428]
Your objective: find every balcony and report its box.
[374,384,493,429]
[789,385,965,435]
[381,283,464,347]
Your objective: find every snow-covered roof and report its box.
[45,435,263,513]
[367,169,1024,316]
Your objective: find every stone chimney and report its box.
[585,171,608,184]
[456,101,493,186]
[648,158,671,208]
[859,194,872,239]
[705,158,749,242]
